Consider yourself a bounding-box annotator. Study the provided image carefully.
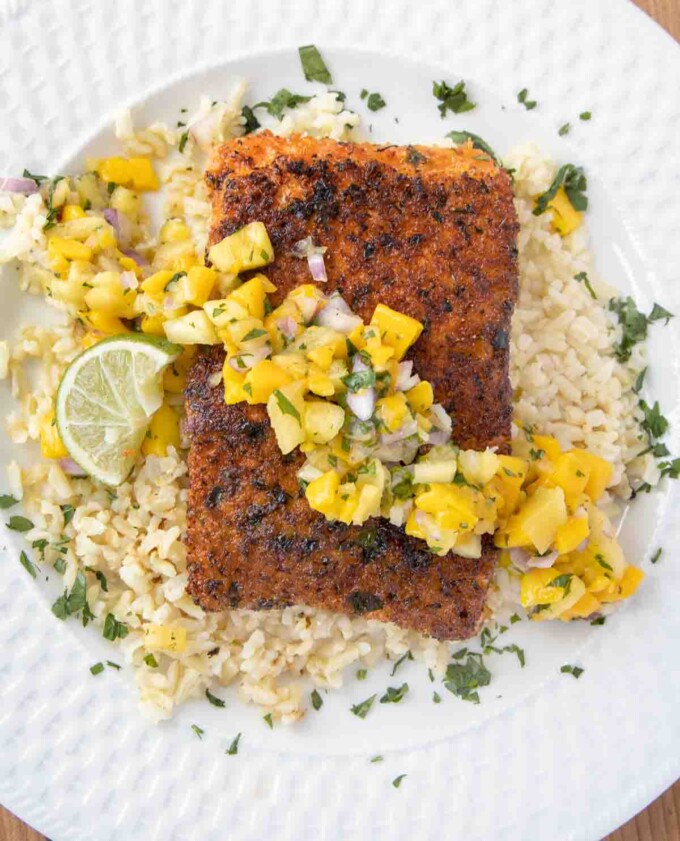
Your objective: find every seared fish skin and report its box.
[186,134,518,640]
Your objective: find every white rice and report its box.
[0,88,654,722]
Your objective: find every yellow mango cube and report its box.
[508,485,567,554]
[142,404,181,457]
[406,381,433,413]
[307,366,335,397]
[307,343,335,371]
[553,515,590,555]
[550,451,590,502]
[80,310,128,334]
[571,449,613,502]
[370,304,423,361]
[208,222,274,274]
[547,187,582,237]
[306,469,340,516]
[62,204,85,221]
[39,410,68,459]
[243,359,293,403]
[377,393,409,432]
[164,347,196,394]
[520,567,570,607]
[304,401,345,444]
[558,591,601,621]
[141,314,167,336]
[141,270,177,295]
[48,237,93,263]
[228,275,269,319]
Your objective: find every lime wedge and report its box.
[56,334,181,486]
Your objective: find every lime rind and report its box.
[56,334,180,486]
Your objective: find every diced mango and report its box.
[521,567,572,608]
[546,187,582,237]
[553,515,590,555]
[79,310,128,334]
[571,449,613,502]
[48,237,93,263]
[222,362,250,405]
[370,304,423,361]
[507,485,567,554]
[599,565,645,603]
[559,591,601,621]
[377,393,409,433]
[307,343,336,371]
[405,381,433,414]
[266,382,306,454]
[229,275,268,319]
[549,451,590,503]
[94,156,159,192]
[208,222,274,274]
[530,434,562,462]
[160,219,191,243]
[163,347,196,394]
[173,267,216,307]
[142,404,181,457]
[305,469,340,516]
[62,204,86,221]
[141,270,177,295]
[243,359,293,403]
[39,410,68,459]
[141,314,167,336]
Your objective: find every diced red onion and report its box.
[315,294,362,333]
[122,248,148,267]
[228,344,270,372]
[120,270,138,291]
[295,294,323,324]
[103,208,120,234]
[307,252,327,283]
[380,419,419,445]
[575,538,589,553]
[104,207,132,248]
[429,403,453,432]
[527,551,559,569]
[276,316,298,340]
[347,388,375,421]
[509,548,530,572]
[0,177,39,195]
[395,361,421,391]
[427,428,450,446]
[59,457,87,477]
[291,236,327,259]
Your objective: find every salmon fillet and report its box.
[185,133,518,640]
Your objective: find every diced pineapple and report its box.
[520,567,572,607]
[143,624,187,652]
[599,565,644,603]
[303,401,345,444]
[243,359,293,403]
[266,382,306,454]
[39,410,68,459]
[164,347,196,394]
[163,311,220,345]
[173,266,217,307]
[110,186,140,220]
[153,239,196,272]
[203,297,250,329]
[84,271,137,318]
[307,343,336,371]
[142,404,181,457]
[377,393,409,433]
[61,204,85,221]
[222,361,250,405]
[141,314,167,337]
[208,222,274,274]
[507,486,567,554]
[415,484,478,531]
[350,483,382,525]
[412,461,456,484]
[271,351,308,381]
[307,365,335,397]
[370,303,423,361]
[229,275,269,319]
[160,218,191,243]
[459,448,500,486]
[529,434,562,463]
[453,532,482,559]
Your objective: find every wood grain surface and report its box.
[0,1,678,839]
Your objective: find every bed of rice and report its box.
[0,86,653,722]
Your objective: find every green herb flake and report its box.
[90,662,104,676]
[558,122,571,136]
[366,92,386,112]
[19,550,37,579]
[510,613,521,624]
[191,724,204,739]
[241,105,260,134]
[650,547,662,564]
[22,169,48,186]
[579,111,592,121]
[392,774,407,789]
[639,400,668,441]
[534,163,588,215]
[143,653,159,668]
[433,691,442,704]
[370,754,384,763]
[648,303,674,325]
[242,328,268,342]
[226,733,242,755]
[574,271,596,299]
[548,573,573,596]
[106,660,121,671]
[255,88,312,119]
[298,45,333,84]
[341,369,376,392]
[273,389,301,422]
[0,494,19,509]
[590,616,606,626]
[178,131,189,154]
[102,612,129,641]
[446,130,499,164]
[560,664,584,679]
[390,651,413,677]
[263,712,274,729]
[444,652,491,704]
[433,79,475,117]
[351,694,376,719]
[502,644,526,668]
[356,668,368,680]
[380,683,409,704]
[6,515,33,532]
[594,553,613,572]
[311,688,324,710]
[53,556,67,575]
[517,88,537,110]
[205,688,226,708]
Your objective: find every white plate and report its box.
[1,1,679,839]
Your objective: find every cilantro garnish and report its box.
[639,400,668,441]
[206,688,226,708]
[242,328,268,342]
[263,712,274,729]
[191,724,204,739]
[392,774,407,789]
[533,163,588,215]
[143,653,159,668]
[351,694,376,719]
[356,668,368,680]
[226,733,241,755]
[6,515,33,532]
[444,652,491,704]
[579,111,592,121]
[341,369,376,392]
[560,664,584,679]
[370,755,383,763]
[574,271,596,299]
[19,550,37,579]
[61,504,75,525]
[446,130,500,164]
[254,89,312,119]
[52,570,93,626]
[273,389,301,422]
[298,45,332,84]
[311,689,323,710]
[366,92,386,112]
[433,79,475,117]
[517,88,537,110]
[650,547,662,564]
[0,494,19,509]
[241,105,260,134]
[102,612,129,641]
[433,691,442,703]
[90,662,104,676]
[379,683,409,704]
[178,131,189,154]
[390,651,413,676]
[558,122,571,136]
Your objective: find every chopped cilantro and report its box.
[106,660,121,671]
[560,664,584,679]
[22,168,48,186]
[19,550,37,578]
[356,668,367,680]
[579,111,592,121]
[433,691,442,704]
[254,88,312,119]
[143,653,159,667]
[242,327,268,342]
[102,612,129,641]
[444,652,491,704]
[574,271,596,299]
[548,573,573,596]
[392,774,407,788]
[342,369,376,392]
[0,494,19,509]
[6,515,33,532]
[390,651,413,677]
[366,92,386,112]
[590,616,606,626]
[510,613,521,624]
[273,389,301,422]
[311,689,323,710]
[533,163,588,215]
[639,400,668,441]
[370,755,383,763]
[241,105,260,134]
[205,688,226,708]
[298,45,332,84]
[51,570,92,625]
[351,694,376,719]
[90,662,104,676]
[650,547,662,564]
[558,122,571,136]
[594,553,613,572]
[226,732,241,755]
[178,131,189,153]
[648,303,674,325]
[517,88,537,110]
[502,644,526,668]
[632,367,647,394]
[446,130,499,164]
[379,683,409,704]
[191,724,204,739]
[433,79,475,117]
[263,712,274,729]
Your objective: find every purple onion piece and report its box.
[0,177,40,196]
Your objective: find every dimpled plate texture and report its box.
[1,1,680,840]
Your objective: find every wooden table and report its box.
[1,0,679,839]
